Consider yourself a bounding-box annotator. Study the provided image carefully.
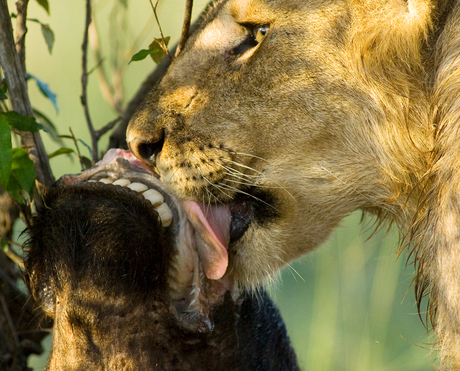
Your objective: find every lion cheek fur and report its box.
[128,0,460,367]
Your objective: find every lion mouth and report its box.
[59,149,251,332]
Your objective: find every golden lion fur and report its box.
[127,0,460,367]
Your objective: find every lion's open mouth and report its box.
[59,149,252,332]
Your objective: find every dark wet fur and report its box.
[24,182,299,370]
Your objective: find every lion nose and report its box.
[127,128,165,165]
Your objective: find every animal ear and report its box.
[23,268,56,318]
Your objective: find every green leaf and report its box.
[40,23,54,54]
[35,0,50,15]
[10,148,36,196]
[80,156,93,170]
[78,139,93,158]
[128,49,158,64]
[1,239,6,252]
[149,37,170,64]
[1,111,42,132]
[34,108,63,145]
[5,174,24,203]
[117,0,128,7]
[0,115,12,189]
[48,147,74,159]
[57,134,75,140]
[0,80,7,100]
[28,74,58,112]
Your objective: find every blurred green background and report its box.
[6,0,434,369]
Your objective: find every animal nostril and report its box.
[137,141,162,161]
[130,129,165,163]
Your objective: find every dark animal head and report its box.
[24,150,298,370]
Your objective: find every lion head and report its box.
[127,0,437,286]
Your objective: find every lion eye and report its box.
[227,24,270,58]
[252,25,269,43]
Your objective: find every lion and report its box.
[24,150,299,370]
[125,0,460,367]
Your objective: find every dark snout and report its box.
[25,181,170,309]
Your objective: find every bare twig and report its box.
[97,115,121,138]
[81,0,99,163]
[175,0,194,57]
[149,0,171,60]
[108,13,204,150]
[1,243,24,269]
[108,45,176,149]
[0,293,20,350]
[0,0,54,188]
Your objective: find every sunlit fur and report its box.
[127,0,460,367]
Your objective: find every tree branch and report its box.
[150,0,171,60]
[108,48,176,149]
[108,13,203,150]
[175,0,193,57]
[14,0,29,76]
[0,0,54,188]
[81,0,99,163]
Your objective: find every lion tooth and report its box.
[142,189,164,206]
[155,203,173,227]
[127,182,148,193]
[112,178,131,186]
[88,180,97,183]
[99,178,113,184]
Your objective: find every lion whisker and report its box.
[216,183,279,211]
[221,160,297,202]
[235,152,271,163]
[225,178,288,190]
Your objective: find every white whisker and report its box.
[235,152,271,163]
[217,183,279,211]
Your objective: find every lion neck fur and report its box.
[351,0,460,366]
[331,0,434,230]
[407,1,460,366]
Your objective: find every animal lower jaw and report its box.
[167,196,236,333]
[60,149,238,332]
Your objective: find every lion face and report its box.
[127,0,431,285]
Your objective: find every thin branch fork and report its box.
[150,0,172,60]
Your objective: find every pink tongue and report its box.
[183,201,231,280]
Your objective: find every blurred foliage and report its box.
[273,212,434,371]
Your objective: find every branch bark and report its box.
[175,0,193,57]
[81,0,99,163]
[0,0,54,188]
[14,0,29,76]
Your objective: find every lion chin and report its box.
[127,0,460,368]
